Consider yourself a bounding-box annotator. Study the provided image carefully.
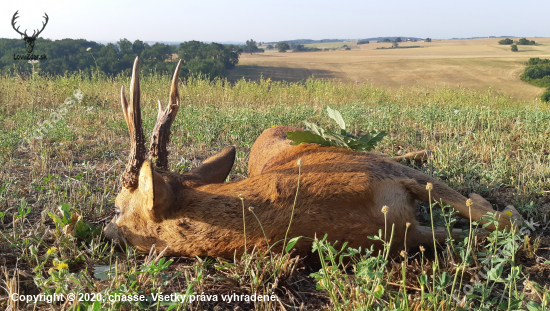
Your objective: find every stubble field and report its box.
[229,38,550,100]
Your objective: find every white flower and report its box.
[454,110,459,114]
[86,47,92,51]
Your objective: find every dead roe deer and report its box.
[104,57,521,258]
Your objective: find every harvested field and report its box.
[230,38,550,100]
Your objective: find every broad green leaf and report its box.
[286,236,303,252]
[286,130,337,147]
[326,106,346,130]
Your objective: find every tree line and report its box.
[0,38,243,79]
[521,58,550,102]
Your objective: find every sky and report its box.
[1,0,549,43]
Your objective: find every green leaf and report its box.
[286,236,302,252]
[327,106,346,130]
[373,284,384,298]
[526,301,543,311]
[439,272,451,287]
[286,130,337,147]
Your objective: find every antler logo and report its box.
[11,10,49,54]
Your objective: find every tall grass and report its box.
[0,70,549,310]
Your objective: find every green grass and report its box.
[0,70,550,310]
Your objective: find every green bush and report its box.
[527,58,550,66]
[511,44,518,52]
[542,88,550,102]
[499,38,514,45]
[517,38,536,45]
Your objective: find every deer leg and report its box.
[406,226,466,250]
[400,173,521,232]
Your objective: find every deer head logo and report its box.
[11,11,49,54]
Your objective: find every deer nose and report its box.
[104,222,121,242]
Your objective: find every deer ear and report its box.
[191,146,236,184]
[138,160,171,219]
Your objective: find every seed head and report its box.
[419,246,426,252]
[406,222,411,228]
[238,194,244,200]
[297,158,303,166]
[426,183,433,191]
[381,205,389,214]
[466,198,473,207]
[400,250,407,258]
[248,206,254,212]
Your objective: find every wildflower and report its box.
[454,110,459,114]
[419,246,426,252]
[86,47,92,51]
[426,183,433,191]
[248,206,254,212]
[381,205,389,214]
[297,159,303,166]
[238,194,244,200]
[56,262,69,270]
[46,247,57,254]
[406,222,411,228]
[400,250,407,258]
[505,211,513,217]
[466,199,473,207]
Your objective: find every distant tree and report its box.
[395,37,402,42]
[266,44,274,50]
[344,47,351,50]
[425,38,432,42]
[277,42,290,52]
[293,44,306,52]
[527,58,550,66]
[118,38,133,54]
[392,41,399,48]
[132,39,146,55]
[244,39,259,54]
[357,40,370,45]
[383,38,391,42]
[511,44,518,52]
[498,38,514,45]
[517,38,536,45]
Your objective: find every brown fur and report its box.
[107,126,522,258]
[105,59,522,259]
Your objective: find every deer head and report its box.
[12,11,49,54]
[105,57,236,249]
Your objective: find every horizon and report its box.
[1,0,549,43]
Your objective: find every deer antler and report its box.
[11,11,26,37]
[31,12,49,38]
[120,57,147,189]
[11,11,49,38]
[149,60,182,170]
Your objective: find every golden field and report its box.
[229,38,550,100]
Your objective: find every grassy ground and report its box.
[230,38,550,100]
[0,70,550,310]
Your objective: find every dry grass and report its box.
[1,70,550,310]
[229,38,550,100]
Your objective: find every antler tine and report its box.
[11,11,25,37]
[149,60,182,170]
[120,57,147,189]
[32,13,49,38]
